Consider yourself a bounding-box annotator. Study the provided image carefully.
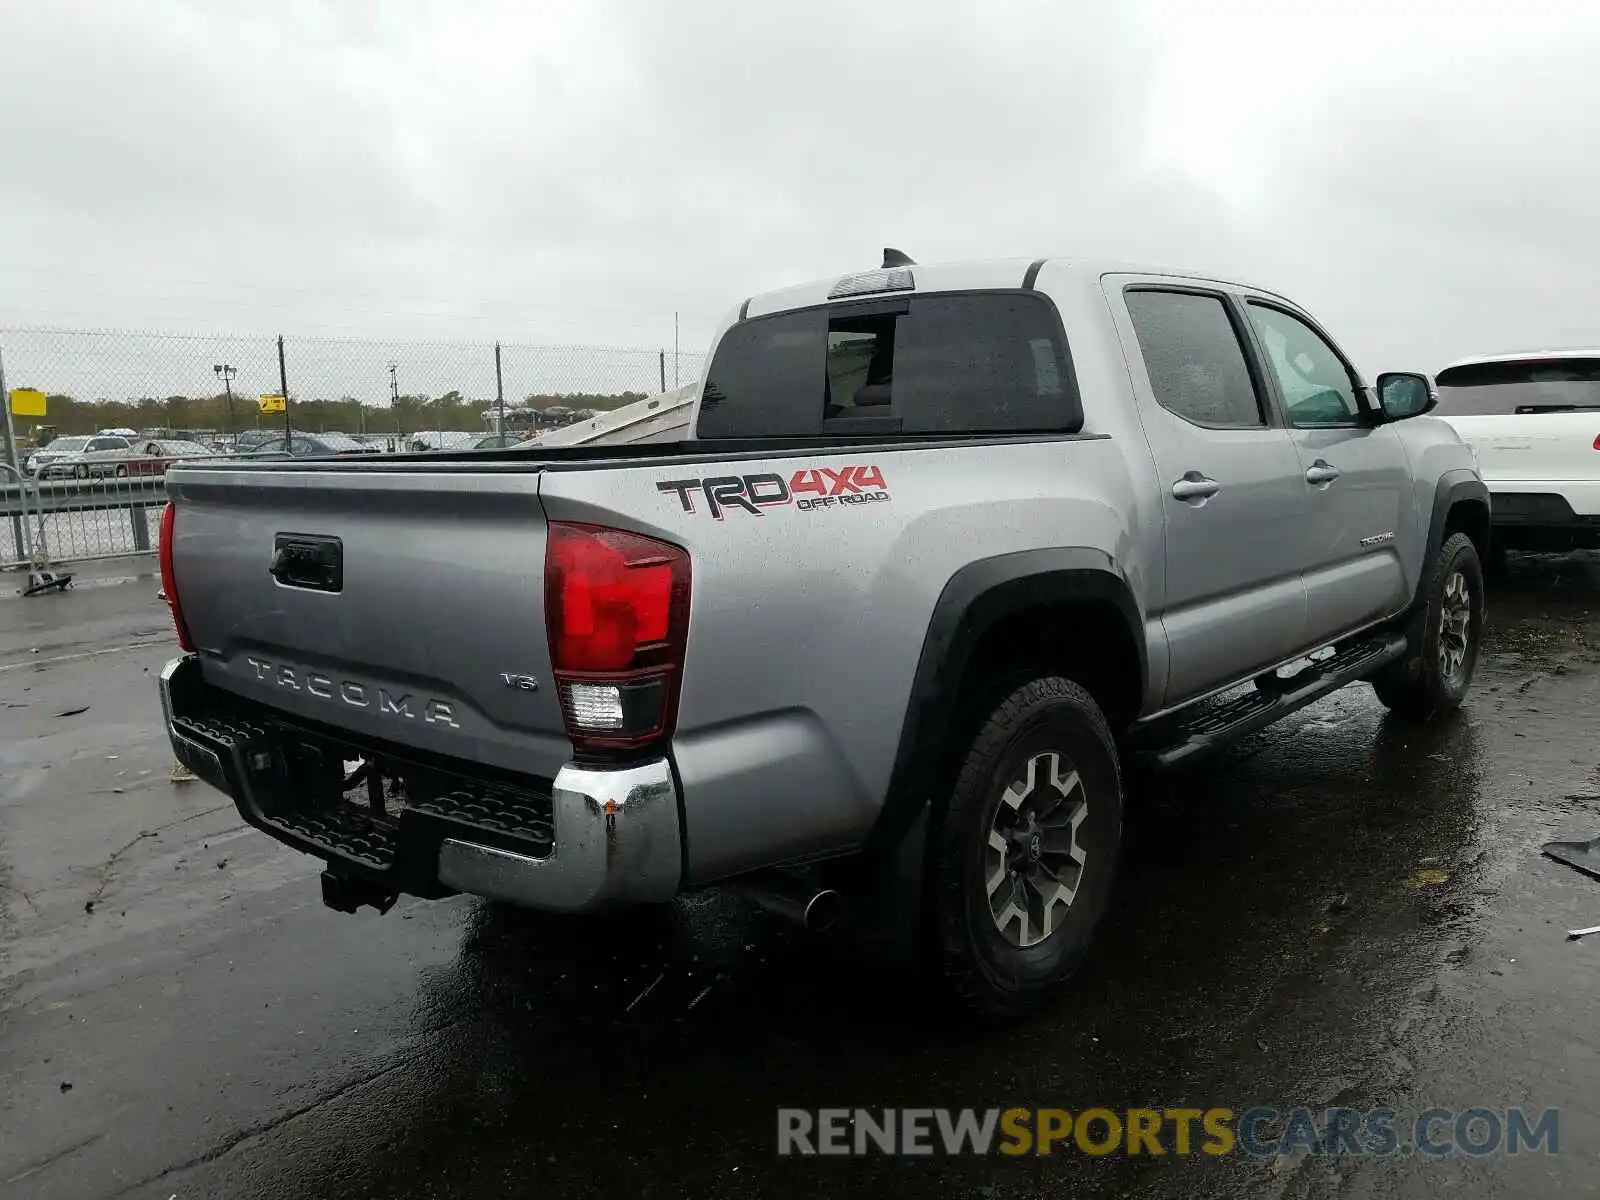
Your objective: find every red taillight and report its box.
[1592,433,1600,451]
[158,502,195,651]
[545,522,691,750]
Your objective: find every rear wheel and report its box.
[73,463,88,480]
[1372,532,1484,719]
[930,676,1122,1023]
[113,464,128,478]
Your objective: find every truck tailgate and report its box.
[167,465,572,779]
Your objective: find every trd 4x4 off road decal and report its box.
[657,465,891,519]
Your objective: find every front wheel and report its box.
[73,464,88,480]
[930,676,1122,1023]
[1372,532,1485,719]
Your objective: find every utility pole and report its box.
[389,361,402,440]
[0,346,18,474]
[0,345,26,567]
[674,311,680,388]
[277,335,291,443]
[212,364,238,437]
[494,342,505,444]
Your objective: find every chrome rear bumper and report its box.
[159,654,683,911]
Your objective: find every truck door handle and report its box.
[1304,459,1341,485]
[1171,473,1220,502]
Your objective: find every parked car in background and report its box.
[140,427,219,444]
[406,430,477,452]
[238,431,383,459]
[25,434,92,476]
[77,438,220,478]
[1435,351,1600,567]
[30,434,132,478]
[233,429,281,453]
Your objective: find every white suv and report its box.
[1435,350,1600,564]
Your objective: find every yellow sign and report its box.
[259,394,286,414]
[9,388,46,417]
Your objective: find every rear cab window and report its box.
[696,291,1080,439]
[1123,289,1265,428]
[1436,357,1600,415]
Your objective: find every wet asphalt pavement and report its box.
[3,558,1600,1199]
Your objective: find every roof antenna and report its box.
[881,247,916,268]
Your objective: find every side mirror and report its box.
[1376,372,1436,421]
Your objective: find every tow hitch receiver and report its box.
[320,869,399,915]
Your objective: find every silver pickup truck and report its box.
[157,253,1489,1020]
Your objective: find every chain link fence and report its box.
[0,327,707,574]
[0,327,705,442]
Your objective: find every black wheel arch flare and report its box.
[867,549,1146,855]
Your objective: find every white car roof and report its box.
[1441,349,1600,371]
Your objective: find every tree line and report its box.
[20,390,650,437]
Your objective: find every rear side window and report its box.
[1125,290,1264,428]
[1436,358,1600,416]
[697,310,827,437]
[696,292,1079,439]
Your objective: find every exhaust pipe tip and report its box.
[730,872,844,932]
[802,888,843,932]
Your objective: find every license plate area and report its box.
[250,720,555,866]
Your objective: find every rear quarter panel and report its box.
[541,433,1154,883]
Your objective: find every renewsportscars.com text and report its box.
[776,1106,1559,1158]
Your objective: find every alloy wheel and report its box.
[1439,570,1472,682]
[984,751,1089,948]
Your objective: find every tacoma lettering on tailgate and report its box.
[244,655,460,728]
[657,466,890,519]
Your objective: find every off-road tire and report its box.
[1372,532,1485,719]
[931,676,1122,1023]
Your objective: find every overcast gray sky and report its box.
[1,0,1597,376]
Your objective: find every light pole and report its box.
[388,361,402,443]
[212,364,238,438]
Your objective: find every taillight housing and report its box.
[158,502,195,651]
[544,522,691,751]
